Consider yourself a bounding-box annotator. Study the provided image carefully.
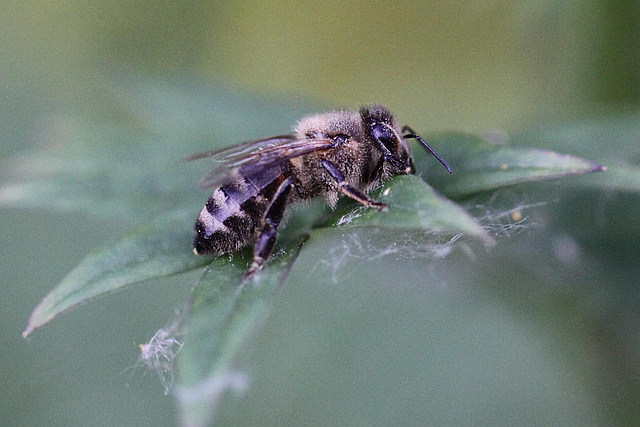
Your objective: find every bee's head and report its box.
[362,105,452,178]
[361,105,415,175]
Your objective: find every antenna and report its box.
[402,126,452,174]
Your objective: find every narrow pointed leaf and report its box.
[23,209,209,337]
[334,175,494,246]
[562,162,640,192]
[511,118,640,193]
[176,243,304,427]
[415,133,605,199]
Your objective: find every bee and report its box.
[188,105,451,277]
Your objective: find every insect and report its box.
[188,105,451,277]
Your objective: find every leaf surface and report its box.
[333,175,494,246]
[23,209,209,337]
[176,243,304,427]
[415,133,605,198]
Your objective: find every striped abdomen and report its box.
[193,169,285,255]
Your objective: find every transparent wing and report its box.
[184,135,296,162]
[187,134,336,189]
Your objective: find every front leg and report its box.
[245,177,294,278]
[321,160,387,210]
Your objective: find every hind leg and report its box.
[245,177,295,278]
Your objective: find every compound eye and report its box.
[371,124,397,153]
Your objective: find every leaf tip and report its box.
[583,160,607,174]
[22,308,46,338]
[22,325,34,338]
[22,296,60,339]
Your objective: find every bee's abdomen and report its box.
[193,179,278,255]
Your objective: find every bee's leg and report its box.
[245,177,295,278]
[321,160,387,210]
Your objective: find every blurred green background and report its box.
[2,1,639,426]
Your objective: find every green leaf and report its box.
[513,118,640,193]
[416,133,605,199]
[568,162,640,192]
[22,209,209,337]
[512,112,640,162]
[333,175,494,246]
[176,242,304,427]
